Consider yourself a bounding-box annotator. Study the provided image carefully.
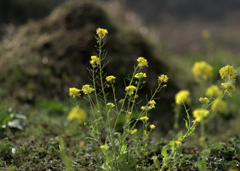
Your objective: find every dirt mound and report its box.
[0,0,177,114]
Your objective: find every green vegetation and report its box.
[0,1,240,171]
[1,27,240,171]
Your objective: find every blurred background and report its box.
[0,0,240,138]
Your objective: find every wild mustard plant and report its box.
[159,63,237,171]
[68,27,238,170]
[173,90,191,130]
[68,28,169,170]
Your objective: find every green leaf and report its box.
[177,132,183,141]
[161,146,168,157]
[235,147,240,158]
[119,163,135,171]
[184,119,189,129]
[187,155,200,163]
[118,153,128,164]
[120,144,127,154]
[128,156,136,167]
[169,140,175,146]
[97,162,111,171]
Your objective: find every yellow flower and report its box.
[192,61,213,80]
[106,75,116,82]
[201,30,210,39]
[219,65,237,81]
[149,100,156,108]
[150,124,156,129]
[67,106,87,125]
[158,74,169,83]
[131,129,137,134]
[199,97,209,104]
[100,145,109,150]
[90,56,100,67]
[205,85,222,97]
[140,116,149,122]
[119,99,125,104]
[125,85,137,95]
[141,106,146,110]
[96,28,108,38]
[128,112,131,115]
[82,85,95,94]
[175,141,182,146]
[192,109,210,122]
[135,72,147,79]
[221,82,236,92]
[107,103,115,107]
[137,57,148,68]
[211,99,227,113]
[69,87,81,98]
[175,90,191,104]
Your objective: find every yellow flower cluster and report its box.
[192,61,213,80]
[158,74,169,83]
[175,90,191,105]
[82,85,95,95]
[149,100,156,109]
[90,56,100,67]
[218,65,237,97]
[199,97,209,104]
[107,103,115,107]
[106,75,116,82]
[135,72,147,79]
[118,99,124,104]
[150,124,156,129]
[67,106,87,125]
[219,65,237,81]
[141,100,156,111]
[192,109,209,122]
[96,28,108,38]
[131,129,137,134]
[205,85,222,97]
[137,57,148,68]
[69,87,81,98]
[221,82,236,91]
[211,99,227,113]
[140,116,149,122]
[125,85,137,95]
[221,82,236,96]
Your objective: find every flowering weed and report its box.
[67,28,238,171]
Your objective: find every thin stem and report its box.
[98,37,107,106]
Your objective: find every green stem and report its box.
[113,66,140,131]
[125,83,162,139]
[98,37,107,106]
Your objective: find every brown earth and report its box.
[0,0,178,119]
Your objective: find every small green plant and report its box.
[0,108,26,138]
